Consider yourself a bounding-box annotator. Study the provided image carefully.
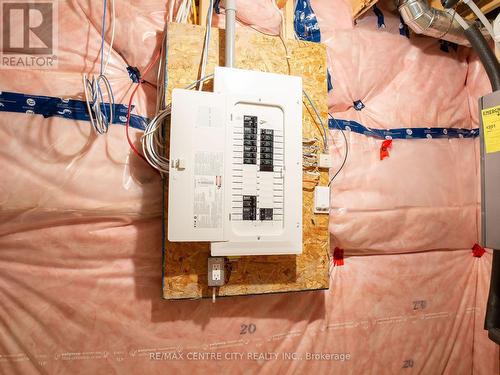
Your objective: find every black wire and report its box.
[328,114,349,186]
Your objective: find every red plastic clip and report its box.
[380,139,392,160]
[333,247,344,266]
[472,243,485,258]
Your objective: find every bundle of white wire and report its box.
[142,0,330,175]
[141,103,172,174]
[141,75,214,175]
[82,0,116,134]
[141,1,214,175]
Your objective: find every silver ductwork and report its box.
[398,0,471,46]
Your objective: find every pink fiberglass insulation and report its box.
[324,0,485,255]
[328,132,479,254]
[0,222,494,374]
[324,1,475,130]
[0,0,498,373]
[212,0,282,35]
[0,70,161,225]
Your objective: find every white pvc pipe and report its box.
[225,0,236,67]
[464,0,494,39]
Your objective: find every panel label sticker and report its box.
[481,105,500,154]
[193,152,223,229]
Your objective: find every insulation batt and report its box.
[0,0,498,374]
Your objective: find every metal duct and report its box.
[398,0,471,46]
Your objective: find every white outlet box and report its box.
[319,153,332,169]
[314,186,330,214]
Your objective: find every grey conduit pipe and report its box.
[225,0,236,68]
[463,24,500,91]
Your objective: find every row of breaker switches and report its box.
[242,195,257,220]
[260,129,274,172]
[243,116,258,165]
[242,195,274,221]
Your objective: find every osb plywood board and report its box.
[163,22,329,300]
[351,0,378,19]
[430,0,500,19]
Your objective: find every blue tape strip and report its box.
[373,5,386,29]
[0,91,148,130]
[439,40,458,53]
[399,15,410,38]
[327,70,333,92]
[353,100,365,111]
[127,66,141,83]
[294,0,321,42]
[329,118,479,139]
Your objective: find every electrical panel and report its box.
[168,67,302,256]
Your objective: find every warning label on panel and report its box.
[481,105,500,154]
[193,152,223,229]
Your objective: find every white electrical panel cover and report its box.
[168,67,302,256]
[167,90,226,242]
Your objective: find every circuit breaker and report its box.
[167,67,303,256]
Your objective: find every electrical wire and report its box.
[141,74,215,174]
[446,9,470,30]
[140,1,213,174]
[82,0,116,134]
[273,0,292,74]
[303,89,329,153]
[199,0,214,90]
[328,114,348,187]
[169,0,175,21]
[236,6,329,158]
[125,50,161,164]
[103,0,115,74]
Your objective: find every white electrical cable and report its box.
[82,74,115,134]
[184,0,192,23]
[198,0,214,90]
[142,75,215,174]
[302,89,329,153]
[175,0,186,22]
[447,9,471,30]
[82,0,115,135]
[463,0,495,39]
[169,0,175,21]
[82,75,98,132]
[103,0,115,74]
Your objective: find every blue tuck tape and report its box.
[294,0,321,42]
[126,66,141,83]
[353,100,365,111]
[329,118,479,139]
[373,5,386,29]
[0,91,480,141]
[399,15,410,38]
[0,91,148,130]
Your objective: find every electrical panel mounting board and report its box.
[168,67,303,256]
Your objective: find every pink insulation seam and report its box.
[0,0,498,374]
